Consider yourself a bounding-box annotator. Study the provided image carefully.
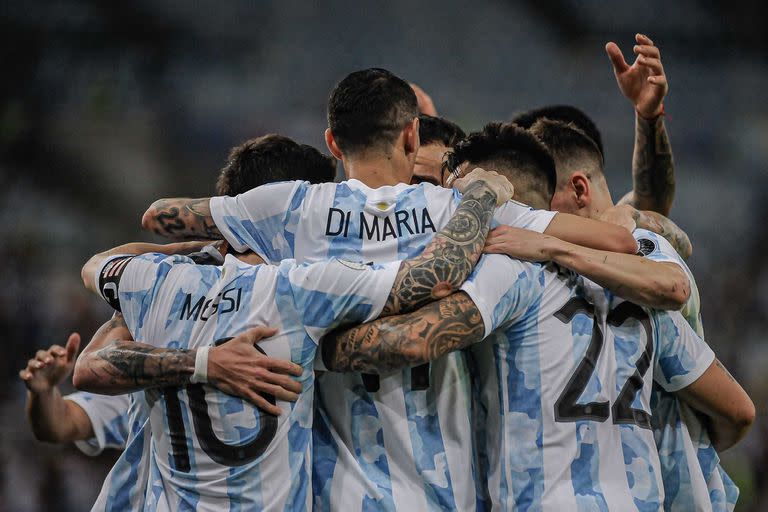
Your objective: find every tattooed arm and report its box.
[381,169,511,315]
[141,198,220,240]
[324,292,483,373]
[73,318,302,416]
[677,359,755,452]
[618,114,675,216]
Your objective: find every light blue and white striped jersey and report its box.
[89,393,152,511]
[461,254,715,511]
[64,392,130,456]
[209,179,556,511]
[92,252,398,511]
[634,229,738,511]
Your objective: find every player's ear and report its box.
[324,128,343,160]
[571,172,591,209]
[403,117,420,156]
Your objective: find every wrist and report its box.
[636,104,664,121]
[190,346,210,384]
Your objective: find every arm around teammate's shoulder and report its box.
[544,212,638,254]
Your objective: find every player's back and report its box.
[210,179,555,510]
[210,179,554,265]
[125,256,313,511]
[463,256,713,510]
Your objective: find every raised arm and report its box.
[676,359,755,452]
[607,33,675,215]
[381,169,512,315]
[141,198,220,240]
[484,226,690,310]
[20,333,95,443]
[324,292,483,373]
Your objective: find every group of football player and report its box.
[19,34,755,511]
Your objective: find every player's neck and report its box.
[342,150,413,188]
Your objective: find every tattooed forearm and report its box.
[636,210,693,260]
[628,114,675,216]
[82,341,195,393]
[324,292,484,373]
[143,198,221,240]
[383,181,497,315]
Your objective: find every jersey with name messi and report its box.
[461,254,715,511]
[209,179,555,511]
[634,229,738,511]
[94,252,398,512]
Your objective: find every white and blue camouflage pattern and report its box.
[209,179,556,511]
[461,254,715,510]
[634,229,738,511]
[94,252,397,511]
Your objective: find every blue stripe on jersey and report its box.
[651,387,696,511]
[283,181,308,253]
[327,183,367,261]
[287,421,311,511]
[395,184,433,260]
[173,395,202,511]
[571,423,609,512]
[105,425,147,510]
[348,383,396,510]
[500,301,545,510]
[620,426,662,512]
[103,414,128,447]
[403,362,457,510]
[312,408,338,512]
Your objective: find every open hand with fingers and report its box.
[606,33,668,119]
[207,326,304,416]
[19,333,81,394]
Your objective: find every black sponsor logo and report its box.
[324,207,436,241]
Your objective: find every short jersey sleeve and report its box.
[634,228,704,337]
[209,180,309,263]
[652,310,715,392]
[460,254,544,337]
[492,200,557,233]
[95,253,194,337]
[65,392,131,456]
[285,259,400,344]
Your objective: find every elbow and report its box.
[141,203,160,233]
[615,229,639,254]
[72,360,95,392]
[729,398,756,434]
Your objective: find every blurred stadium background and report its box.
[1,1,766,510]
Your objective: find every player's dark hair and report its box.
[418,114,466,148]
[215,134,336,196]
[529,118,604,183]
[511,104,603,157]
[451,122,556,207]
[327,68,419,154]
